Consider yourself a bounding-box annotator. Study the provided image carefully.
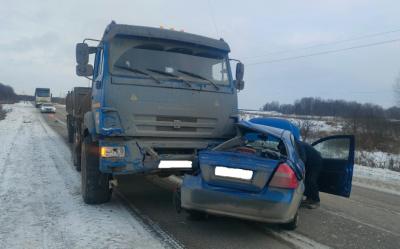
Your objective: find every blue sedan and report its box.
[178,119,355,229]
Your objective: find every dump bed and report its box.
[66,91,73,115]
[72,87,91,118]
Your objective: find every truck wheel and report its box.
[67,116,74,143]
[281,213,298,230]
[72,130,81,171]
[81,135,112,204]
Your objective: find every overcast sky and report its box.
[1,0,400,108]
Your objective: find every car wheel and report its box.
[187,210,208,221]
[172,188,182,213]
[81,135,112,204]
[281,213,298,230]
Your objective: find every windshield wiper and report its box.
[146,68,192,88]
[177,69,219,90]
[114,65,162,84]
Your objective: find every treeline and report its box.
[262,97,400,120]
[262,97,400,153]
[0,83,65,104]
[0,83,18,103]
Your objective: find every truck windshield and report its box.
[36,91,50,97]
[109,38,230,86]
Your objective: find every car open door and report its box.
[312,135,355,197]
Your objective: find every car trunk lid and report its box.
[198,150,281,193]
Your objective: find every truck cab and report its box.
[75,22,245,204]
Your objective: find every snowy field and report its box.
[0,103,166,249]
[239,110,343,134]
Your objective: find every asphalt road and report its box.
[42,105,400,249]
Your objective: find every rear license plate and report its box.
[158,160,192,169]
[214,166,253,180]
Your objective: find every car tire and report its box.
[72,129,81,171]
[281,213,298,230]
[81,135,112,204]
[187,210,208,221]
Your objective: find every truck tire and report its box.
[72,130,81,171]
[67,115,74,143]
[81,135,112,204]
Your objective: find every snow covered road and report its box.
[0,103,167,249]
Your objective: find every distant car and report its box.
[179,120,355,230]
[40,103,56,113]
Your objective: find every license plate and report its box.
[214,166,253,180]
[158,160,192,169]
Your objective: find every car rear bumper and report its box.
[181,174,304,224]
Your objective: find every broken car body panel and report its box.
[250,118,355,198]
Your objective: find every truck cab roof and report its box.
[101,22,230,53]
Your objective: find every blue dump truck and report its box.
[34,88,51,108]
[74,21,245,204]
[74,22,355,229]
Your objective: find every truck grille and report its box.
[134,115,217,134]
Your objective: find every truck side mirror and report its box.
[76,64,94,77]
[235,62,245,90]
[76,43,96,77]
[76,43,90,65]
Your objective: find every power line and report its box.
[247,38,400,66]
[243,27,400,60]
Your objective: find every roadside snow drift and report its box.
[0,103,165,249]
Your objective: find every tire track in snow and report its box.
[0,104,167,249]
[37,105,183,249]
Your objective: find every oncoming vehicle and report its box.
[178,120,355,229]
[40,103,56,113]
[34,88,51,108]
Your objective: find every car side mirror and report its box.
[235,62,245,90]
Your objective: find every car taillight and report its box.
[269,163,298,189]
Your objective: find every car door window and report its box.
[313,138,350,160]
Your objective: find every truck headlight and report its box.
[100,146,125,158]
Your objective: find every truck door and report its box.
[312,135,355,197]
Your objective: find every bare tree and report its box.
[293,119,320,142]
[395,75,400,107]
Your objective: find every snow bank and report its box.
[355,151,400,171]
[0,103,166,249]
[353,164,400,195]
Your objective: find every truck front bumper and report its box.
[98,139,197,175]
